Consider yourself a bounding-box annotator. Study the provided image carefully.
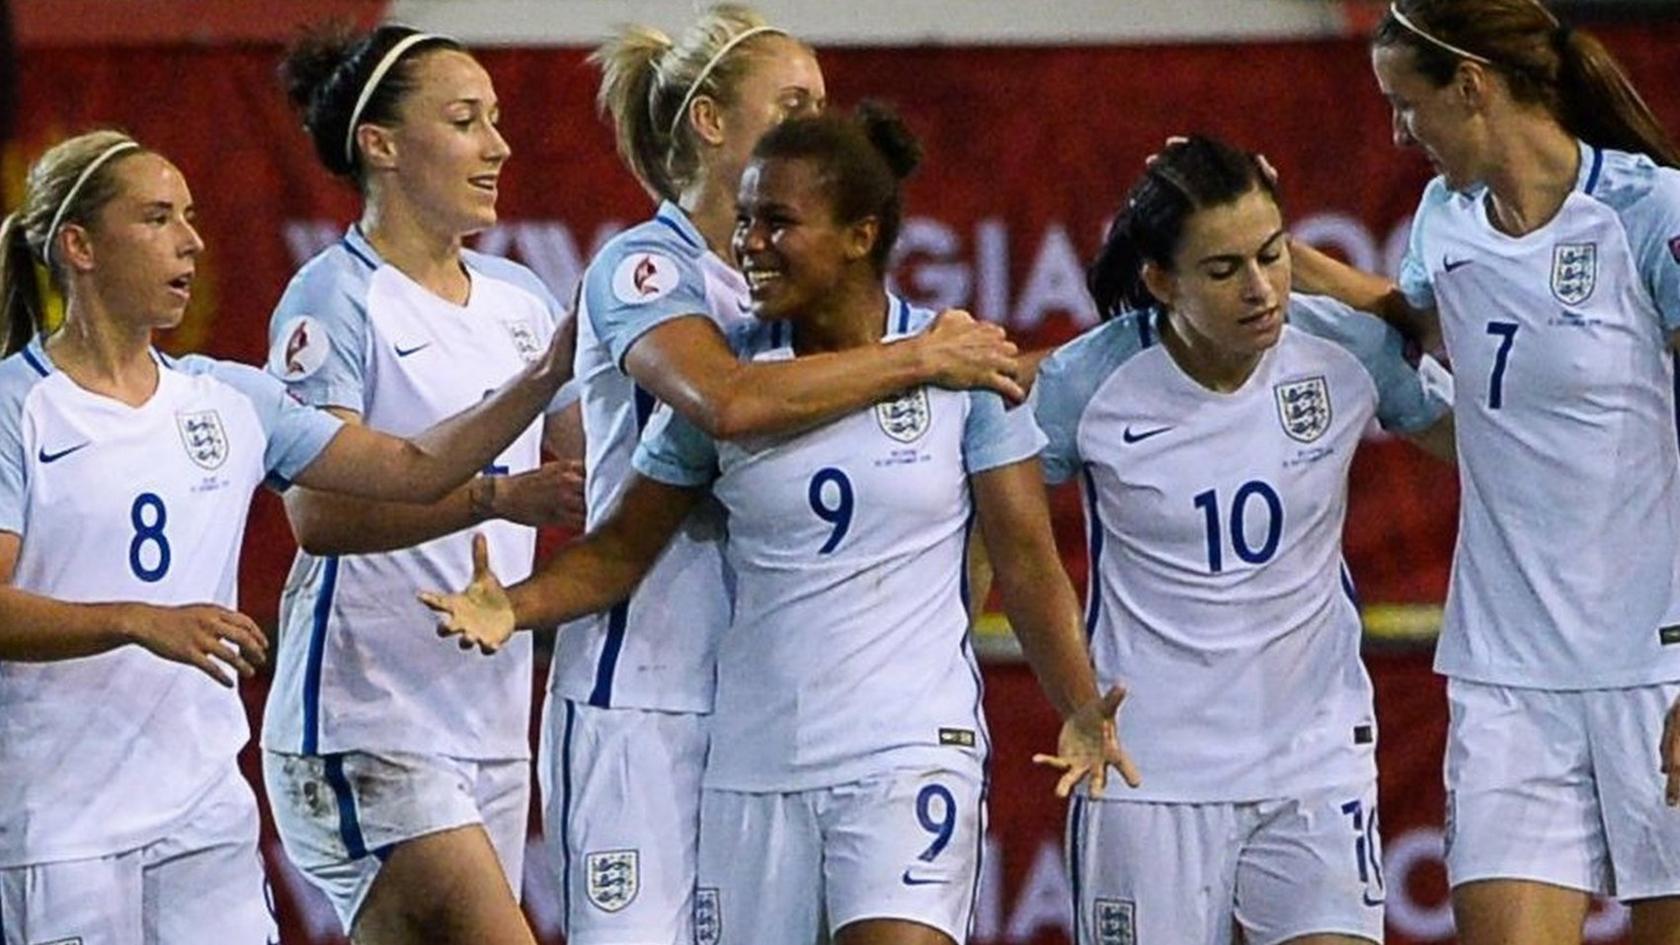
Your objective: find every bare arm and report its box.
[0,533,266,686]
[421,475,701,652]
[971,459,1140,794]
[1291,240,1442,351]
[623,310,1022,441]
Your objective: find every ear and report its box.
[355,123,400,172]
[1141,259,1176,308]
[1455,60,1492,112]
[845,217,879,263]
[688,96,728,149]
[57,223,98,275]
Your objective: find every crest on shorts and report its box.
[876,387,931,443]
[694,887,722,945]
[1274,376,1331,443]
[1551,241,1598,306]
[176,410,229,470]
[501,318,542,363]
[1095,899,1136,945]
[585,850,639,912]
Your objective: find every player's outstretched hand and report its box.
[489,460,588,529]
[918,309,1024,405]
[541,301,579,382]
[1662,693,1680,806]
[1032,685,1141,799]
[418,534,516,655]
[124,602,267,689]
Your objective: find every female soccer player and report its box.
[0,130,570,945]
[257,25,580,945]
[554,7,1023,942]
[425,105,1130,945]
[1036,134,1450,945]
[1294,2,1680,942]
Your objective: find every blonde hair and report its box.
[1,130,148,356]
[590,4,803,201]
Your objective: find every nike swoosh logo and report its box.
[1122,425,1171,444]
[38,442,91,463]
[1443,257,1473,272]
[901,870,950,887]
[394,342,431,358]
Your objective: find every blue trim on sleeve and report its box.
[339,226,380,272]
[1080,465,1105,639]
[1340,558,1362,610]
[322,754,370,859]
[896,299,911,334]
[301,556,341,755]
[20,346,49,378]
[654,202,705,251]
[588,602,629,708]
[1137,310,1156,349]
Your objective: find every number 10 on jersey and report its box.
[1193,481,1283,574]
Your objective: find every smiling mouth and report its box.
[469,175,498,193]
[1238,307,1278,327]
[167,273,194,297]
[744,269,781,293]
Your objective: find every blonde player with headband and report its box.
[258,24,581,945]
[1295,1,1680,942]
[0,130,573,945]
[549,7,1023,944]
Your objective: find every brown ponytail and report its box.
[1378,0,1678,168]
[0,212,44,357]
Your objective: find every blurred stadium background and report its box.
[4,1,1677,942]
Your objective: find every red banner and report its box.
[12,30,1680,944]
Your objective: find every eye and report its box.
[1206,263,1239,280]
[1259,249,1282,265]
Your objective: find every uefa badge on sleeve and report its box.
[176,410,229,470]
[1273,376,1331,443]
[270,315,329,381]
[1094,899,1136,945]
[585,849,639,912]
[694,887,722,945]
[875,387,932,443]
[1550,242,1598,306]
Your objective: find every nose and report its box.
[1240,260,1275,305]
[735,218,768,256]
[485,122,511,163]
[179,219,205,257]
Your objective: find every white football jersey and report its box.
[261,226,565,760]
[0,338,342,866]
[1032,295,1448,801]
[632,297,1046,791]
[549,202,750,714]
[1400,142,1680,689]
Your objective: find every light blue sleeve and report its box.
[586,228,712,370]
[1029,316,1148,484]
[1397,178,1452,312]
[1596,157,1680,333]
[632,403,719,487]
[266,250,371,413]
[963,391,1047,474]
[187,356,347,485]
[0,357,39,534]
[1288,294,1450,433]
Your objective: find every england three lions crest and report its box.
[876,388,931,443]
[1095,899,1136,945]
[585,850,639,912]
[1551,242,1598,306]
[1274,376,1331,443]
[694,887,721,945]
[176,410,229,470]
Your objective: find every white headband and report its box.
[344,32,446,165]
[43,140,140,268]
[1389,4,1493,65]
[666,25,787,138]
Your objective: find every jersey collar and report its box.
[654,202,706,253]
[340,224,386,272]
[1572,139,1604,197]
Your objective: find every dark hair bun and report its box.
[281,22,361,119]
[857,100,922,180]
